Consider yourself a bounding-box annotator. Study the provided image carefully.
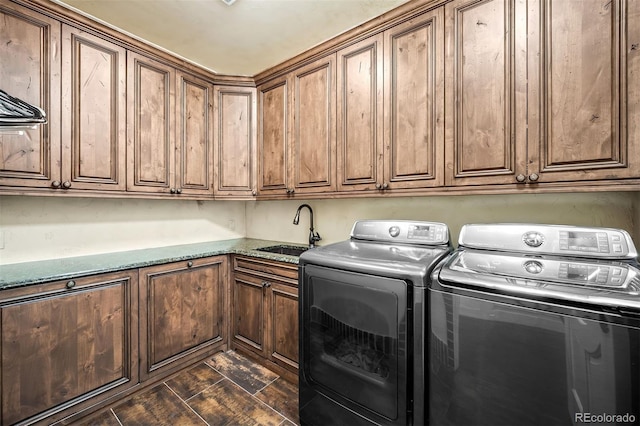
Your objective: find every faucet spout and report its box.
[293,204,321,248]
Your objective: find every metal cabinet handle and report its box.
[176,188,182,194]
[516,174,526,183]
[170,188,176,194]
[261,281,271,288]
[286,188,295,195]
[375,183,382,190]
[251,189,257,196]
[62,181,71,189]
[528,173,539,182]
[382,183,389,190]
[66,280,76,289]
[187,261,193,268]
[51,180,61,188]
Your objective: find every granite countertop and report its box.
[0,238,307,290]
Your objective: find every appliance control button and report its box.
[522,232,545,248]
[613,268,623,276]
[613,244,623,253]
[389,226,401,238]
[523,260,544,274]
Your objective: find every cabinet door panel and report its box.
[385,9,444,189]
[445,0,527,186]
[1,273,136,425]
[270,282,298,371]
[258,77,289,195]
[531,0,640,180]
[62,26,126,190]
[292,54,337,193]
[214,85,256,198]
[141,258,225,378]
[0,4,61,188]
[177,72,213,196]
[337,34,384,192]
[232,273,266,356]
[127,52,175,193]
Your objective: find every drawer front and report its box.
[234,256,298,284]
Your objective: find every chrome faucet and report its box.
[293,204,321,248]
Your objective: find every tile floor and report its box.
[81,350,299,426]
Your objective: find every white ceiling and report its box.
[54,0,410,76]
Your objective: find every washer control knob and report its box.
[522,231,545,247]
[523,260,544,274]
[389,226,401,238]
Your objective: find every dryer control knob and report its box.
[389,226,401,238]
[523,260,544,274]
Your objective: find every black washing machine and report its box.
[429,223,640,426]
[299,220,452,425]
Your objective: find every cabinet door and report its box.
[214,85,257,198]
[127,52,176,194]
[527,0,640,182]
[139,257,226,381]
[0,3,61,189]
[176,72,214,197]
[269,281,298,373]
[337,34,384,192]
[258,76,291,196]
[291,54,337,194]
[61,26,127,191]
[384,8,445,190]
[444,0,528,186]
[0,271,138,425]
[232,272,268,357]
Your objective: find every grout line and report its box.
[111,408,124,426]
[163,382,210,426]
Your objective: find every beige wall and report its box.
[0,196,245,264]
[1,192,637,265]
[246,192,637,247]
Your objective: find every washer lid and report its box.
[300,240,452,285]
[436,248,640,310]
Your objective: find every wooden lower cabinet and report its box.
[139,256,227,381]
[232,256,299,380]
[0,271,138,425]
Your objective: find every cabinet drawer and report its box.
[234,256,298,284]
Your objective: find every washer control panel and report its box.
[459,224,637,260]
[454,251,635,288]
[351,220,449,245]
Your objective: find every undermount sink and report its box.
[256,245,309,257]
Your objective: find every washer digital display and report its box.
[567,231,598,249]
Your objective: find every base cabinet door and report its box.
[0,271,138,425]
[139,256,227,381]
[232,256,299,379]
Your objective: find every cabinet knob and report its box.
[261,281,271,288]
[516,174,526,183]
[251,189,257,196]
[382,183,389,190]
[176,188,182,194]
[528,173,539,182]
[286,188,295,195]
[51,180,61,188]
[187,261,193,268]
[170,188,176,194]
[62,181,72,189]
[375,183,382,190]
[66,280,76,289]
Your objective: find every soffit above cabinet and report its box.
[52,0,410,76]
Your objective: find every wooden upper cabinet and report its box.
[291,54,337,194]
[61,25,127,191]
[0,2,61,189]
[527,0,640,182]
[258,76,290,196]
[127,52,176,194]
[177,72,214,196]
[214,85,257,198]
[445,0,527,186]
[384,8,445,190]
[336,34,384,192]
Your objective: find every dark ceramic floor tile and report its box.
[78,409,121,426]
[188,378,284,426]
[112,383,205,426]
[255,378,299,424]
[207,351,278,394]
[166,362,224,400]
